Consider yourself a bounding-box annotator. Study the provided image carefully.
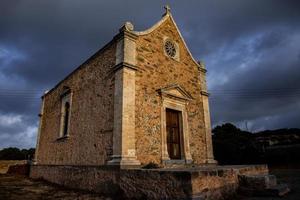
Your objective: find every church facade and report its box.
[33,7,216,168]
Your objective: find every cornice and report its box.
[111,62,139,72]
[201,91,210,97]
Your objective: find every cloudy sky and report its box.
[0,0,299,149]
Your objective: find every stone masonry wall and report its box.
[30,165,269,200]
[30,165,121,196]
[135,17,207,165]
[37,42,116,165]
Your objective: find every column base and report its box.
[162,157,193,166]
[185,159,193,164]
[205,158,218,165]
[107,155,141,168]
[31,159,37,165]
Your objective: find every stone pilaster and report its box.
[108,22,141,167]
[198,61,217,164]
[32,91,47,165]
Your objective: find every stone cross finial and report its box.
[164,5,171,14]
[119,21,134,32]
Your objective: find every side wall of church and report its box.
[135,18,207,165]
[37,42,116,165]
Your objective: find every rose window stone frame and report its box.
[163,37,180,61]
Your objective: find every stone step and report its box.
[238,174,277,190]
[270,184,290,197]
[268,174,277,188]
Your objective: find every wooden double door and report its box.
[166,109,182,159]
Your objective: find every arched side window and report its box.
[59,87,71,138]
[63,102,70,136]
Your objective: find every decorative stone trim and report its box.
[197,60,217,164]
[200,91,210,97]
[133,7,201,68]
[115,26,137,67]
[200,90,217,164]
[198,66,207,73]
[59,91,72,138]
[158,84,193,101]
[163,159,187,165]
[197,61,207,73]
[33,90,48,165]
[108,64,141,168]
[108,22,140,167]
[119,21,134,32]
[159,85,193,165]
[111,62,139,72]
[114,29,138,43]
[133,14,169,36]
[163,37,180,61]
[55,135,70,143]
[60,87,71,98]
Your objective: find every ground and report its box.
[239,167,300,200]
[0,167,299,200]
[0,174,108,200]
[0,160,26,174]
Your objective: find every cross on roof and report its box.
[164,5,171,14]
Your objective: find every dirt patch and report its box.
[0,160,27,174]
[0,174,109,200]
[7,164,30,176]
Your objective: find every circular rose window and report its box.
[164,40,176,58]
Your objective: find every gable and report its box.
[168,88,184,97]
[158,84,193,101]
[133,10,200,68]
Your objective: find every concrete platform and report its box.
[30,164,278,199]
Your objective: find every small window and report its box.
[63,102,70,136]
[59,88,71,138]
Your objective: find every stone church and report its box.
[32,6,216,168]
[30,7,289,199]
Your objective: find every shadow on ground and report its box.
[0,174,109,200]
[0,167,299,200]
[238,167,300,200]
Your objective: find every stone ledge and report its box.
[201,90,210,97]
[114,29,138,42]
[55,135,69,142]
[111,62,139,72]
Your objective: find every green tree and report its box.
[212,123,260,164]
[0,147,35,160]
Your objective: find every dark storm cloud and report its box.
[179,0,300,57]
[0,0,299,148]
[208,27,300,129]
